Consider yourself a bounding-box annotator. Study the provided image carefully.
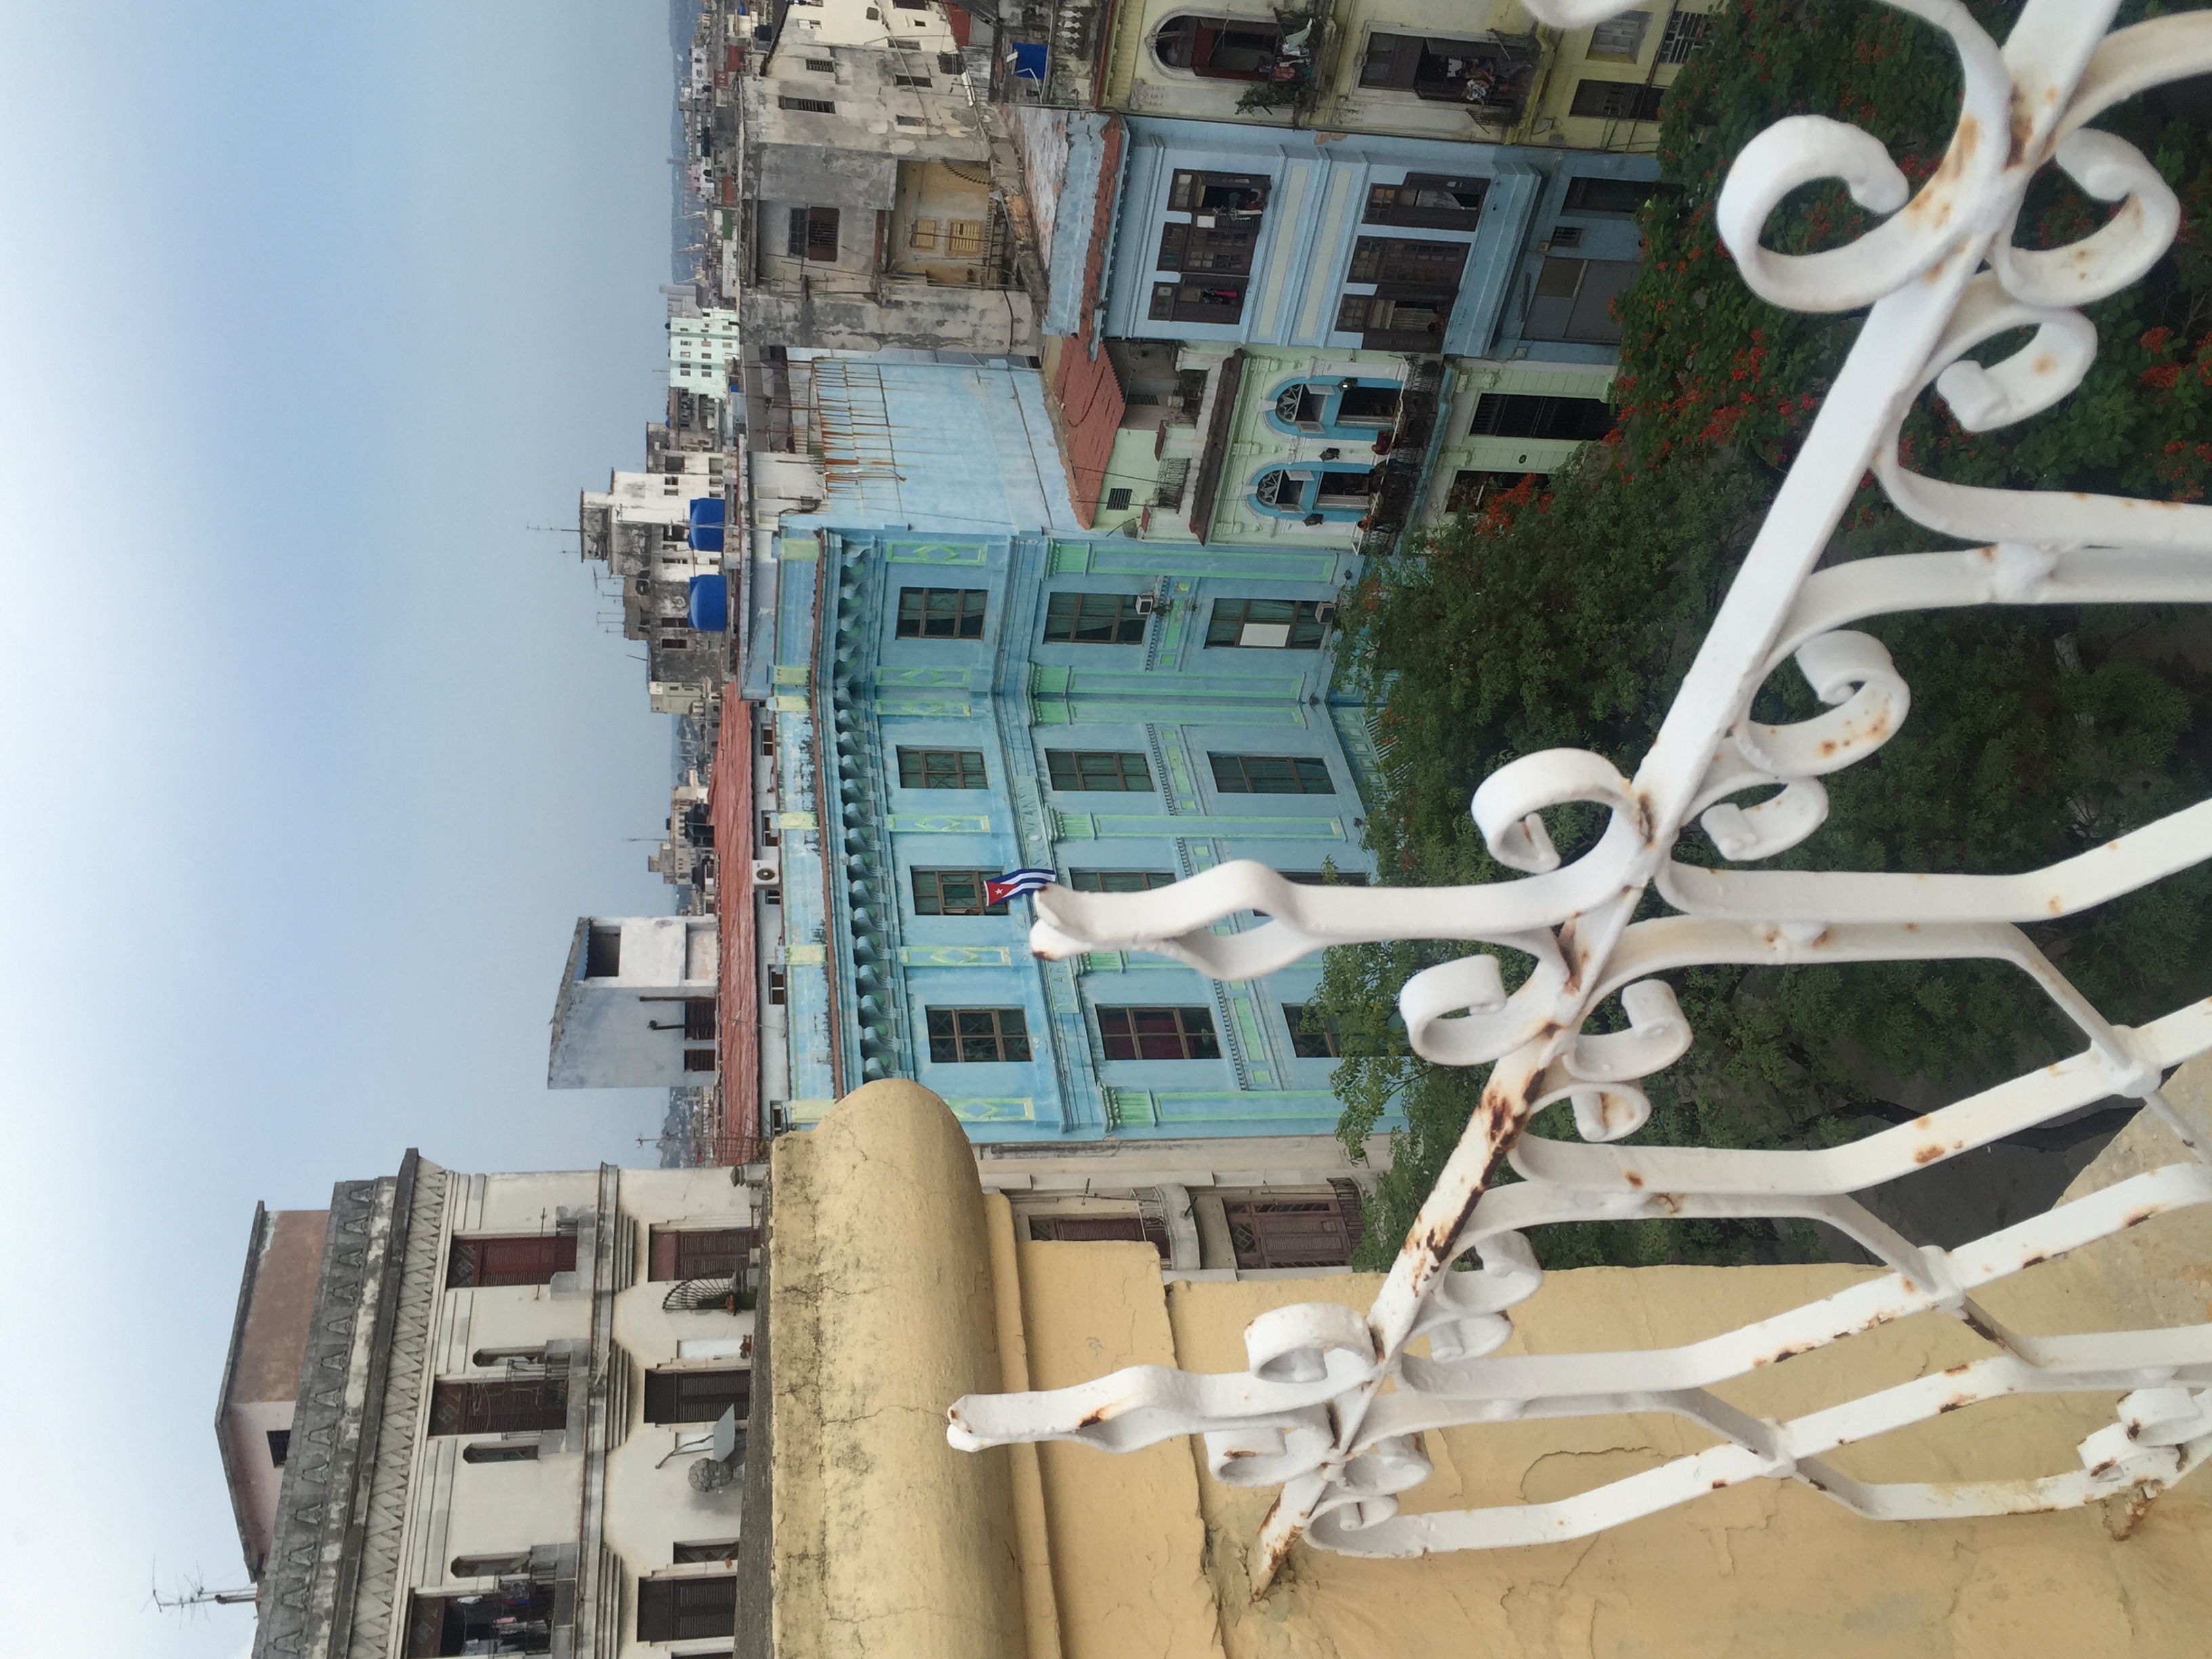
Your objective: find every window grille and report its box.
[1657,10,1710,64]
[447,1235,577,1289]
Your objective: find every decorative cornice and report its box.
[253,1153,446,1659]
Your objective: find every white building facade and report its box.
[220,1153,764,1659]
[670,308,740,394]
[549,917,722,1088]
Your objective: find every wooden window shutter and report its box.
[430,1378,569,1437]
[643,1369,752,1424]
[637,1576,737,1643]
[636,1579,678,1643]
[651,1227,756,1281]
[677,1227,755,1278]
[1359,33,1419,89]
[451,1233,576,1288]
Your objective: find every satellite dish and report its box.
[711,1404,745,1463]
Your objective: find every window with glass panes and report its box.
[1069,869,1178,893]
[1282,1003,1344,1058]
[1148,279,1248,324]
[926,1007,1032,1062]
[895,587,987,639]
[1042,591,1149,644]
[911,869,1008,916]
[1097,1006,1221,1061]
[897,747,987,789]
[1205,598,1326,649]
[1046,750,1153,792]
[1209,753,1334,794]
[1570,79,1666,121]
[1468,392,1613,441]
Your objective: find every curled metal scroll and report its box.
[952,0,2212,1591]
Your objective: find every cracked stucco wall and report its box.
[774,1078,2212,1659]
[768,1080,1025,1659]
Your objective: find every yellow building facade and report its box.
[750,1078,2212,1659]
[1082,1,1717,151]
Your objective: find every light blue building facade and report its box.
[1101,117,1660,365]
[737,355,1392,1143]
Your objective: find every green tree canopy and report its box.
[1318,0,2212,1269]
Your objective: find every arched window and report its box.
[1154,14,1282,81]
[1250,464,1380,523]
[1266,377,1402,438]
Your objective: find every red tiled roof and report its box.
[710,696,762,1166]
[1050,340,1124,530]
[1044,117,1128,531]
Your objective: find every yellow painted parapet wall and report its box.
[767,1078,2212,1658]
[764,1080,1026,1659]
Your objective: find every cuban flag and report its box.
[985,867,1059,907]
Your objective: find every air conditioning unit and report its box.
[751,860,781,888]
[1133,594,1159,615]
[1315,601,1338,626]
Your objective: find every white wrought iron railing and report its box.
[947,0,2212,1591]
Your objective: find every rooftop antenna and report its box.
[150,1564,256,1617]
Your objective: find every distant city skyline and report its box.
[0,4,693,1656]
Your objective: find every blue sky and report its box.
[0,4,680,1652]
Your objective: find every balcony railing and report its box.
[949,0,2212,1593]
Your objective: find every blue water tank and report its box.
[688,574,730,633]
[687,495,727,552]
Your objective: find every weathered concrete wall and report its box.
[768,1080,1026,1659]
[739,287,1037,356]
[219,1207,330,1574]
